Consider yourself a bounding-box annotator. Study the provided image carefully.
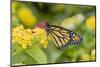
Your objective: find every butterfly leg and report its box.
[58,45,66,50]
[61,43,70,48]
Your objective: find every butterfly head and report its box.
[36,21,50,32]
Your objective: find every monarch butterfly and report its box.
[37,22,82,49]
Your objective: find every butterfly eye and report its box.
[46,23,50,26]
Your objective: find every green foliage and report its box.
[25,45,47,64]
[12,43,47,65]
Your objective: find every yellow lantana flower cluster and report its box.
[32,27,48,48]
[17,7,37,27]
[12,25,48,49]
[12,25,33,48]
[86,16,95,31]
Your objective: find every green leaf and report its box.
[12,43,38,65]
[25,45,47,64]
[43,41,62,63]
[12,51,38,65]
[12,43,24,56]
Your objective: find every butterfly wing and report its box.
[48,25,82,48]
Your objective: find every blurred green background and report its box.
[12,1,96,66]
